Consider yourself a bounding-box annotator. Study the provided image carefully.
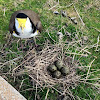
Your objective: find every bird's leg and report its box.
[25,37,38,50]
[17,38,21,51]
[25,39,28,47]
[35,37,41,42]
[20,39,25,51]
[33,37,38,48]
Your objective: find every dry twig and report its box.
[74,5,85,26]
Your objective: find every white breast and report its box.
[14,17,38,38]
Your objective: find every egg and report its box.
[48,65,57,72]
[61,66,70,76]
[53,70,61,78]
[55,60,63,70]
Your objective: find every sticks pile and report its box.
[13,43,80,95]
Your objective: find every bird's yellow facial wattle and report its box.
[17,18,27,31]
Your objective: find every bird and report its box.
[9,10,42,39]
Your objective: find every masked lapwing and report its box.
[9,10,42,39]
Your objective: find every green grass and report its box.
[0,0,100,100]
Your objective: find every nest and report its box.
[13,42,80,95]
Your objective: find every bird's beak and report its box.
[17,18,27,32]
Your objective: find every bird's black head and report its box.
[16,13,28,18]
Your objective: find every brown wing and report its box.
[9,10,42,33]
[9,11,19,34]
